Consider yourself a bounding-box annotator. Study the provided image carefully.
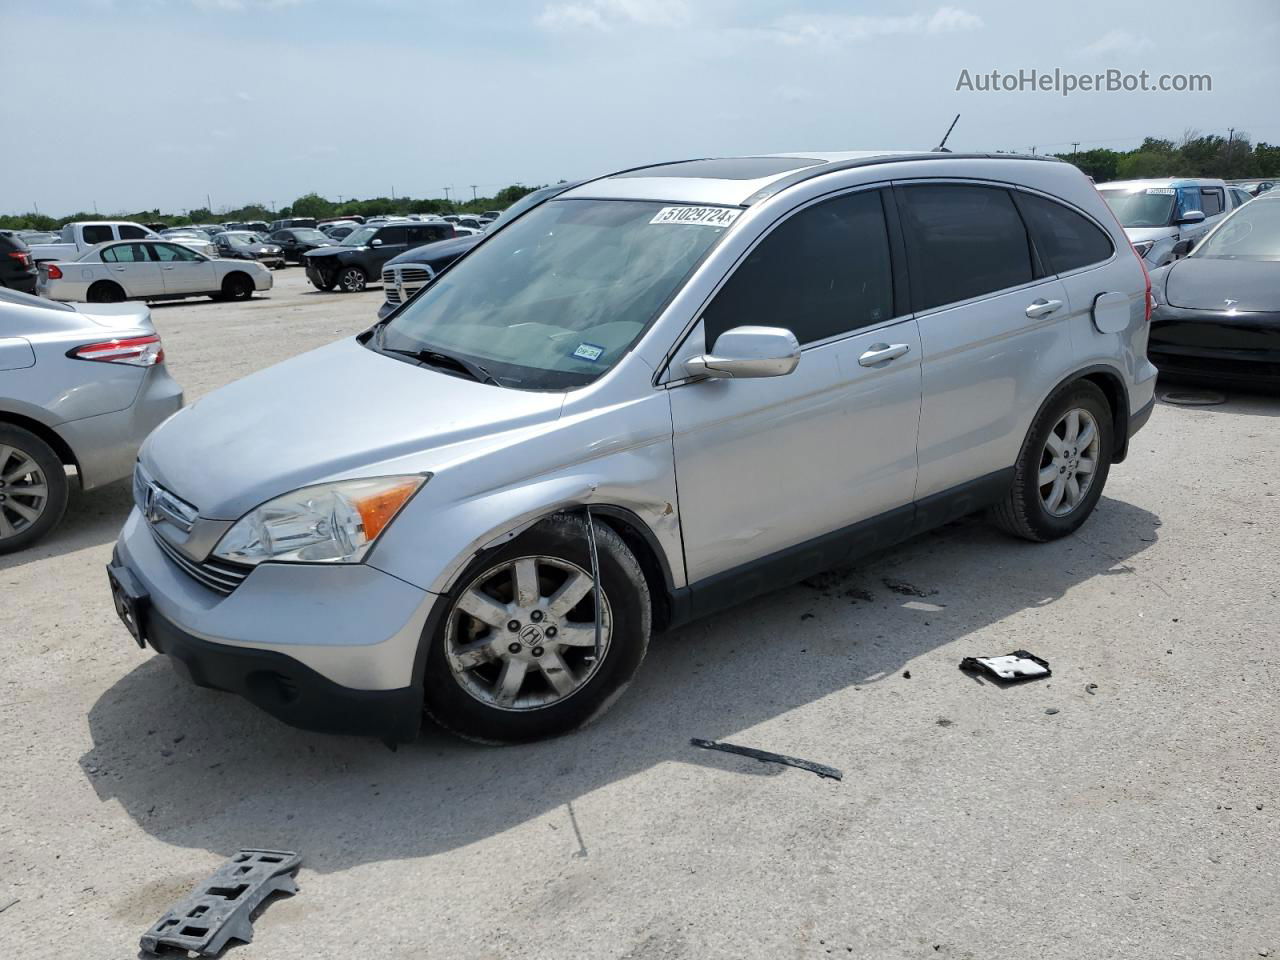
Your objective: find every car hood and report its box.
[386,234,480,267]
[140,336,566,519]
[1162,257,1280,312]
[303,245,349,259]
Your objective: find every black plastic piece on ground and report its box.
[140,849,301,957]
[690,738,843,781]
[959,649,1051,683]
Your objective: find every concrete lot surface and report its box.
[2,270,1277,959]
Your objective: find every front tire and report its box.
[989,380,1113,542]
[423,514,651,743]
[0,426,69,554]
[221,272,254,300]
[336,266,367,293]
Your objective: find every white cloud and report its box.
[1081,29,1154,57]
[537,0,690,32]
[771,6,983,46]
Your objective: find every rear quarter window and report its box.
[82,225,113,245]
[1016,193,1114,274]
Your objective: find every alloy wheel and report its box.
[445,555,612,712]
[340,268,366,292]
[0,445,49,541]
[1038,407,1100,517]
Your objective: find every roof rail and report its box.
[742,152,1063,206]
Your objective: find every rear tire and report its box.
[423,514,650,743]
[87,281,125,303]
[0,425,69,555]
[989,380,1113,542]
[221,272,253,301]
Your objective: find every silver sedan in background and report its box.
[0,288,182,552]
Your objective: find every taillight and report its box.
[69,334,165,367]
[1134,245,1152,324]
[7,250,31,268]
[45,263,63,279]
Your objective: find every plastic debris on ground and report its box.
[959,650,1051,683]
[140,849,301,957]
[690,738,843,781]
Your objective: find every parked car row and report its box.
[1096,177,1252,268]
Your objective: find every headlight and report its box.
[212,475,427,566]
[1132,240,1155,258]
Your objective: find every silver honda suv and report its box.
[108,151,1157,743]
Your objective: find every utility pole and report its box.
[1226,128,1235,177]
[93,200,98,214]
[391,185,396,202]
[1029,146,1037,155]
[33,201,40,216]
[470,185,478,201]
[206,193,212,215]
[1071,142,1080,158]
[443,186,452,204]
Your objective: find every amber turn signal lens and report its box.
[353,479,421,541]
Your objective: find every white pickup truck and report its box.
[28,221,159,264]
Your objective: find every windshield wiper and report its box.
[380,343,501,386]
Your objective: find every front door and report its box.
[669,188,922,589]
[149,242,217,295]
[100,243,164,297]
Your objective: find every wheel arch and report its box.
[0,411,81,484]
[1038,364,1131,464]
[87,278,126,301]
[221,269,254,290]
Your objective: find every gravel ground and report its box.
[2,269,1277,959]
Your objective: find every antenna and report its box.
[933,114,960,153]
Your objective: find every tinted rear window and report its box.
[898,184,1034,311]
[1017,193,1113,274]
[82,225,113,245]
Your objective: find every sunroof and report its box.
[612,157,826,181]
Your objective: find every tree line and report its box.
[0,184,541,232]
[6,133,1280,231]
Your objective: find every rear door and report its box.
[150,242,217,295]
[100,242,164,297]
[896,181,1070,501]
[670,187,922,586]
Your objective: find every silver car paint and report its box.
[0,294,183,490]
[125,152,1152,690]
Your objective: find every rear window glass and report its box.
[1017,193,1113,274]
[82,225,113,245]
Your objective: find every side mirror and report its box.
[371,238,383,247]
[684,325,801,380]
[1177,210,1206,225]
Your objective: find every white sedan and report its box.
[37,240,272,304]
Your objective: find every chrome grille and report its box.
[150,527,252,596]
[382,263,435,307]
[399,267,432,283]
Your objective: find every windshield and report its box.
[223,232,256,245]
[1099,188,1176,228]
[1194,199,1280,261]
[342,226,377,246]
[292,229,330,243]
[378,198,732,390]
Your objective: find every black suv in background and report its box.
[269,227,336,264]
[304,222,454,292]
[0,234,37,293]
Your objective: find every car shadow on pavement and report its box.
[0,477,131,570]
[82,495,1160,874]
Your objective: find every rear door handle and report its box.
[858,343,911,367]
[1025,298,1063,319]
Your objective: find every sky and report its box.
[2,0,1278,216]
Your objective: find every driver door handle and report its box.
[858,343,911,367]
[1025,298,1063,319]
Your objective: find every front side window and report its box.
[379,199,729,390]
[82,225,113,245]
[703,189,894,349]
[342,227,377,246]
[1017,193,1113,274]
[1200,187,1224,216]
[898,184,1034,311]
[1193,199,1280,261]
[150,242,201,262]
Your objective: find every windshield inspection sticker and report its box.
[650,206,741,228]
[572,343,605,362]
